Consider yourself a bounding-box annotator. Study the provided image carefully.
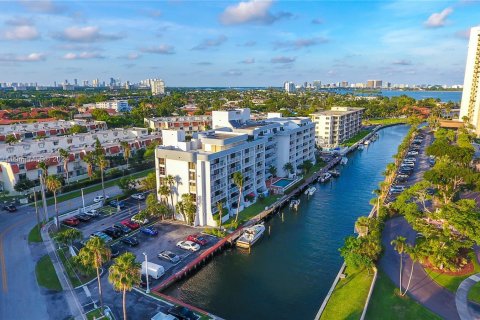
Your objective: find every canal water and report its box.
[165,125,410,320]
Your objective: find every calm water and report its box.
[356,90,462,102]
[165,125,410,320]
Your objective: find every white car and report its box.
[131,214,149,225]
[176,240,200,252]
[93,195,109,203]
[407,151,418,156]
[131,193,145,200]
[85,209,99,217]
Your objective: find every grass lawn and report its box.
[35,254,62,291]
[341,130,372,147]
[86,308,104,320]
[363,118,406,126]
[223,194,281,229]
[468,282,480,303]
[28,224,43,243]
[366,271,441,320]
[57,248,96,287]
[320,266,374,320]
[425,252,480,303]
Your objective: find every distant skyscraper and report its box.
[92,79,99,87]
[151,79,165,95]
[284,81,296,93]
[313,80,321,89]
[74,79,78,86]
[83,80,89,87]
[367,80,382,88]
[460,26,480,135]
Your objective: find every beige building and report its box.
[310,106,364,148]
[144,115,211,136]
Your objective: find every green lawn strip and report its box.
[363,118,406,126]
[28,224,43,243]
[366,271,441,320]
[35,254,62,291]
[222,194,281,229]
[341,130,372,147]
[468,282,480,304]
[320,266,374,320]
[86,308,105,320]
[57,248,96,287]
[425,252,480,299]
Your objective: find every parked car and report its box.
[121,219,140,230]
[110,244,121,258]
[84,209,99,217]
[158,250,181,264]
[75,214,92,222]
[168,305,198,320]
[109,200,126,209]
[402,162,415,167]
[93,195,109,203]
[176,240,200,252]
[405,157,417,162]
[2,204,17,212]
[63,217,80,226]
[90,232,113,243]
[186,234,208,246]
[113,223,132,234]
[407,151,419,156]
[103,227,122,239]
[131,193,145,200]
[131,214,149,225]
[121,236,139,247]
[141,226,158,236]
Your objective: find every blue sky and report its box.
[0,0,479,86]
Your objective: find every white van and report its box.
[141,261,165,279]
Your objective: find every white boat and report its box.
[304,186,316,196]
[289,199,300,209]
[328,169,340,177]
[319,172,332,183]
[363,140,370,145]
[358,145,364,150]
[236,224,266,248]
[341,157,348,165]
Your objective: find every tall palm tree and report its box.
[268,165,277,185]
[403,244,420,296]
[97,155,108,200]
[45,175,62,229]
[283,162,293,176]
[83,152,95,180]
[391,236,407,292]
[181,193,196,225]
[108,252,141,320]
[58,148,70,185]
[165,175,176,215]
[56,228,82,249]
[158,184,170,205]
[233,171,244,223]
[216,201,224,228]
[120,141,131,170]
[37,161,49,222]
[76,237,111,313]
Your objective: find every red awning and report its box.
[26,161,38,170]
[0,135,5,141]
[46,157,58,166]
[49,129,57,135]
[110,146,120,154]
[68,154,75,161]
[37,130,46,136]
[11,164,19,174]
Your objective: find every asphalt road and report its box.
[0,185,123,320]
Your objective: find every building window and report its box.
[159,158,165,165]
[159,167,166,175]
[188,162,195,170]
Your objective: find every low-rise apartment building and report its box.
[155,108,316,227]
[144,115,212,135]
[83,100,131,112]
[0,127,160,194]
[310,106,364,148]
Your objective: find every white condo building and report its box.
[155,109,316,226]
[459,26,480,136]
[151,79,166,95]
[284,81,296,93]
[310,106,364,148]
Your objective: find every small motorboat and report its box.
[340,157,348,165]
[289,199,300,210]
[319,172,332,183]
[236,224,266,249]
[364,140,370,145]
[328,169,340,177]
[304,186,316,196]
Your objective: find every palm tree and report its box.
[76,237,111,313]
[403,244,420,296]
[216,201,224,228]
[59,148,70,185]
[268,165,277,185]
[120,141,131,170]
[56,228,81,249]
[97,155,108,200]
[37,161,49,223]
[165,175,176,216]
[181,193,196,225]
[233,171,244,223]
[391,236,407,292]
[45,175,62,229]
[175,201,185,222]
[108,252,141,320]
[158,185,170,205]
[83,152,95,180]
[283,162,293,176]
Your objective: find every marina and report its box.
[164,125,410,320]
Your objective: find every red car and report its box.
[186,234,208,246]
[121,219,140,230]
[63,217,80,226]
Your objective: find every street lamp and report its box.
[81,188,86,213]
[143,252,150,293]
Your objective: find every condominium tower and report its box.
[459,26,480,136]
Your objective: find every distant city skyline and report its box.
[0,0,479,86]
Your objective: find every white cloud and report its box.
[424,7,453,28]
[274,37,328,50]
[0,52,45,62]
[55,26,123,42]
[271,56,295,63]
[19,0,64,14]
[63,52,105,60]
[2,25,39,40]
[5,17,34,26]
[140,45,175,54]
[241,58,255,64]
[118,52,140,60]
[220,0,291,25]
[192,35,227,50]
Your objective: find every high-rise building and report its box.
[313,80,321,89]
[367,80,382,88]
[92,79,99,87]
[284,81,296,93]
[151,79,165,95]
[459,26,480,135]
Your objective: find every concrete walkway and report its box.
[456,274,480,320]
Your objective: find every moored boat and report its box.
[319,172,332,183]
[236,224,266,249]
[340,157,348,165]
[328,169,340,177]
[304,186,316,196]
[289,199,300,209]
